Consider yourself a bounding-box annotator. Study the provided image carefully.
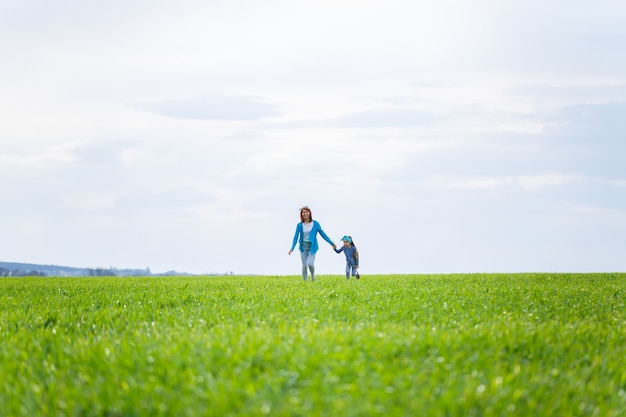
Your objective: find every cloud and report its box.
[66,139,139,165]
[116,185,216,215]
[276,107,486,130]
[324,109,439,128]
[138,94,279,121]
[541,100,626,178]
[0,1,179,42]
[424,173,584,190]
[59,190,126,211]
[556,100,626,134]
[224,130,266,141]
[0,150,74,169]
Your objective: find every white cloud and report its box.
[138,94,280,121]
[428,173,585,190]
[0,151,74,169]
[59,190,127,211]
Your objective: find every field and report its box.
[1,273,625,416]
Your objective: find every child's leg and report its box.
[345,263,351,279]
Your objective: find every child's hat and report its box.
[340,235,352,243]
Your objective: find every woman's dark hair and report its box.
[300,206,313,223]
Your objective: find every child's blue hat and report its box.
[341,235,352,243]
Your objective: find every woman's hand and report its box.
[288,249,293,255]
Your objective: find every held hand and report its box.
[288,249,292,255]
[332,244,337,250]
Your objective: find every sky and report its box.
[1,0,625,275]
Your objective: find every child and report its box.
[334,235,360,279]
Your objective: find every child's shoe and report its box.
[356,272,360,279]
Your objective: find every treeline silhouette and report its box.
[0,262,152,277]
[0,267,46,277]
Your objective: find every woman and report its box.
[289,206,336,281]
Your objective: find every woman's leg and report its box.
[300,250,309,280]
[307,252,317,281]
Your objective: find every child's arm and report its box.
[354,249,359,266]
[334,247,344,254]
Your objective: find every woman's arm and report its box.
[289,223,301,253]
[316,221,335,247]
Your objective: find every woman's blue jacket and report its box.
[291,220,335,254]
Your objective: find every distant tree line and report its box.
[0,263,153,277]
[0,267,46,277]
[0,261,202,277]
[87,268,117,277]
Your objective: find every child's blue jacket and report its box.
[335,245,359,266]
[291,220,335,254]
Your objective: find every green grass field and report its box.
[1,273,625,416]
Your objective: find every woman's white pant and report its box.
[300,250,316,280]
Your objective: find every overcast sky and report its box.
[1,0,625,275]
